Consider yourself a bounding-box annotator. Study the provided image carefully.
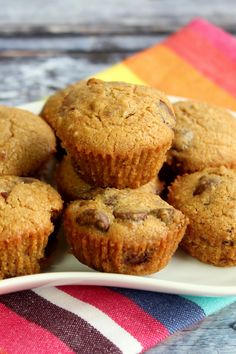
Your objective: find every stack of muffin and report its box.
[166,101,236,267]
[2,78,236,280]
[42,78,236,273]
[0,106,63,279]
[41,78,188,275]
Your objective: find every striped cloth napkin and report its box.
[1,18,236,354]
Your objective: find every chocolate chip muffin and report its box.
[167,100,236,174]
[0,106,56,176]
[0,176,63,279]
[57,78,175,189]
[64,188,188,275]
[168,166,236,266]
[56,155,163,202]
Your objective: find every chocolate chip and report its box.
[50,209,60,223]
[172,128,193,152]
[104,194,118,207]
[193,176,221,196]
[113,210,147,221]
[78,200,89,207]
[76,208,110,232]
[21,177,36,184]
[124,251,150,265]
[222,240,234,247]
[0,151,6,161]
[0,191,8,200]
[160,100,175,118]
[151,208,174,225]
[159,100,176,129]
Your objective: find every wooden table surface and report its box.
[1,1,236,353]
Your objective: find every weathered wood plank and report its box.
[0,34,164,105]
[0,34,165,54]
[146,302,236,353]
[0,55,127,105]
[0,0,235,34]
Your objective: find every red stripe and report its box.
[59,285,169,351]
[190,18,236,61]
[1,290,118,354]
[164,27,236,97]
[0,303,74,354]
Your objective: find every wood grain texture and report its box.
[0,1,236,353]
[146,302,236,353]
[0,0,235,34]
[0,55,129,105]
[0,35,165,53]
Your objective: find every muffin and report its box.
[64,188,188,275]
[168,166,236,266]
[57,78,175,188]
[40,81,83,131]
[167,100,236,174]
[0,106,56,176]
[0,176,63,279]
[56,155,163,201]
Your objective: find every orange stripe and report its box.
[124,45,236,110]
[164,27,236,97]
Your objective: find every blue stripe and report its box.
[111,288,205,334]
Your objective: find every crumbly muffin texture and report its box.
[56,78,175,188]
[168,166,236,266]
[168,100,236,173]
[58,78,175,155]
[0,106,56,176]
[56,155,163,201]
[64,188,188,275]
[0,176,63,278]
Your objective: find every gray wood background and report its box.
[0,1,236,353]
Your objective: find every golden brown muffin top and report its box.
[40,81,84,131]
[0,106,56,176]
[168,166,236,245]
[65,188,187,242]
[0,176,63,238]
[57,78,175,155]
[169,100,236,173]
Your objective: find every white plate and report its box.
[1,97,236,297]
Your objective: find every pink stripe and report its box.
[59,285,169,351]
[165,27,236,97]
[0,303,74,354]
[190,18,236,61]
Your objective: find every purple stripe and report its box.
[112,288,205,334]
[0,290,122,354]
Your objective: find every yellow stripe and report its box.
[93,63,147,85]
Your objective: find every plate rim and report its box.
[1,271,236,297]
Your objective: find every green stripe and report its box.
[182,295,236,316]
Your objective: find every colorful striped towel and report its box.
[1,18,236,354]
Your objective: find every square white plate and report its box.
[1,97,236,297]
